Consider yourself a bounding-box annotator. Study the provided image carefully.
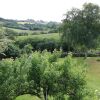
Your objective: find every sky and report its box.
[0,0,100,22]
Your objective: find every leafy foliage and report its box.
[0,51,87,100]
[4,44,21,58]
[61,3,100,51]
[0,26,13,53]
[28,51,87,100]
[15,37,60,52]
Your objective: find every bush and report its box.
[0,54,32,100]
[0,59,16,100]
[4,44,21,58]
[22,44,33,54]
[48,29,58,33]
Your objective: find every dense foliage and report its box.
[61,3,100,51]
[15,37,61,52]
[0,51,87,100]
[0,27,13,54]
[0,2,100,100]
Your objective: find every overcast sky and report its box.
[0,0,100,22]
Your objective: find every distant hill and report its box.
[0,17,60,32]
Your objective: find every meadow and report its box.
[3,27,45,34]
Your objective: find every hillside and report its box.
[0,17,60,32]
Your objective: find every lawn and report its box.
[15,94,40,100]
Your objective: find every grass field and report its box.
[16,33,60,41]
[3,27,47,34]
[86,57,100,91]
[15,94,40,100]
[3,27,33,33]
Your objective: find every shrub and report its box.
[4,44,21,58]
[0,59,16,100]
[22,44,33,54]
[58,53,87,100]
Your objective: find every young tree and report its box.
[28,51,61,100]
[28,51,87,100]
[59,53,87,100]
[0,59,15,100]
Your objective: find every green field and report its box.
[3,27,48,34]
[86,57,100,90]
[15,94,40,100]
[16,33,60,41]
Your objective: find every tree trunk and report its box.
[43,87,48,100]
[84,50,87,59]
